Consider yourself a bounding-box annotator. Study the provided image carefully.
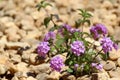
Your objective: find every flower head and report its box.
[44,31,56,41]
[37,41,50,58]
[50,55,64,72]
[91,63,103,70]
[113,43,118,50]
[63,24,72,32]
[70,28,80,33]
[100,37,118,53]
[90,24,107,40]
[71,41,85,56]
[74,64,79,70]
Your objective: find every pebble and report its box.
[26,76,37,80]
[109,49,120,60]
[47,71,61,80]
[108,67,120,78]
[117,58,120,67]
[36,73,48,80]
[92,72,110,80]
[0,64,8,75]
[6,42,30,49]
[30,63,50,74]
[103,60,116,71]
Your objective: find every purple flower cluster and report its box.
[37,41,50,58]
[44,31,56,41]
[71,41,85,56]
[91,63,103,70]
[58,24,80,35]
[90,24,107,40]
[50,55,64,72]
[101,37,118,53]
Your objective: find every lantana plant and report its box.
[36,0,119,76]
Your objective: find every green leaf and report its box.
[49,27,56,31]
[67,68,73,73]
[55,38,64,47]
[44,17,51,28]
[43,3,53,8]
[83,20,91,25]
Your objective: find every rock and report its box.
[0,36,7,52]
[109,49,120,60]
[11,54,21,63]
[0,64,8,75]
[6,42,30,49]
[66,75,76,80]
[102,0,113,9]
[29,53,38,64]
[25,30,41,39]
[6,61,18,74]
[103,60,116,71]
[108,67,120,78]
[0,55,8,65]
[91,72,110,80]
[22,53,30,63]
[12,76,19,80]
[14,71,28,78]
[26,76,37,80]
[47,71,61,80]
[36,73,48,80]
[117,58,120,67]
[31,11,41,20]
[77,75,90,80]
[109,78,120,80]
[30,63,50,74]
[16,62,29,72]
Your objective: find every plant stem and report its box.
[92,49,102,62]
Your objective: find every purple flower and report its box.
[70,28,80,33]
[113,43,118,50]
[37,41,50,58]
[71,41,85,56]
[50,55,64,72]
[63,24,72,32]
[90,24,108,40]
[44,31,56,41]
[91,63,103,70]
[101,37,118,53]
[74,64,79,70]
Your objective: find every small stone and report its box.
[91,72,110,80]
[103,60,116,71]
[22,53,30,63]
[36,73,48,80]
[11,76,19,80]
[6,42,30,49]
[47,71,61,80]
[108,67,120,78]
[6,61,18,74]
[16,62,29,72]
[30,63,50,74]
[0,55,8,65]
[14,71,28,78]
[0,64,8,75]
[117,58,120,67]
[67,75,76,80]
[29,53,38,64]
[26,76,37,80]
[109,49,120,60]
[77,75,90,80]
[11,54,21,63]
[109,78,120,80]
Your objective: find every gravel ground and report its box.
[0,0,120,80]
